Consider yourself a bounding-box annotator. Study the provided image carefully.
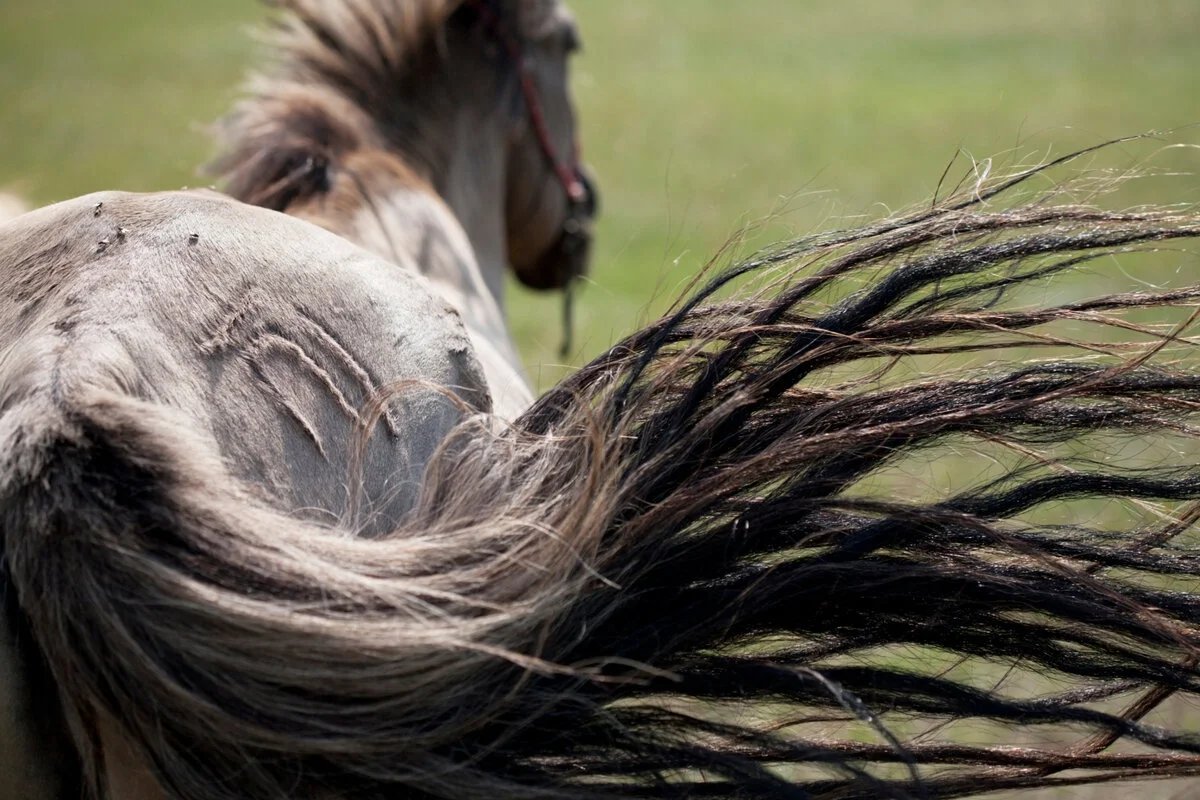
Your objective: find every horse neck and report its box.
[432,114,511,314]
[336,105,513,329]
[336,156,508,337]
[312,134,533,417]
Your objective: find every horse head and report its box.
[476,0,599,291]
[215,0,598,299]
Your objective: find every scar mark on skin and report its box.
[200,292,262,354]
[247,334,362,423]
[201,297,402,439]
[294,311,402,436]
[247,356,329,460]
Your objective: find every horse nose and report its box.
[577,166,600,219]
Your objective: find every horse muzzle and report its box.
[514,167,599,292]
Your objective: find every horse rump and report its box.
[5,144,1200,798]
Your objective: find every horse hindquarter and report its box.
[0,190,491,798]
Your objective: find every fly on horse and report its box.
[5,2,1200,799]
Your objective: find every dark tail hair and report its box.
[6,146,1200,798]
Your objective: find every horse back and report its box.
[0,190,490,529]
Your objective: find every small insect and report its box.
[116,227,127,241]
[96,238,110,253]
[92,202,103,217]
[188,232,200,244]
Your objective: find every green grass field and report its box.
[3,3,1200,796]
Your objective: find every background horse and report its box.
[211,0,598,418]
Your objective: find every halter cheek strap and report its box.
[465,0,594,356]
[464,0,588,208]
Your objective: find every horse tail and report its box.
[0,365,345,794]
[6,147,1200,799]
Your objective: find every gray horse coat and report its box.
[1,190,488,523]
[0,189,490,798]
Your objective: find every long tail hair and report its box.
[6,147,1200,798]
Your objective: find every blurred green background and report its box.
[3,3,1200,797]
[3,1,1198,390]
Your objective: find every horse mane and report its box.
[8,146,1200,798]
[211,0,463,210]
[264,0,460,107]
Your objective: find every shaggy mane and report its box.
[265,0,460,105]
[211,0,464,209]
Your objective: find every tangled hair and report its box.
[8,145,1200,798]
[211,0,464,210]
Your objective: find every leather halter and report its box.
[464,0,596,353]
[464,0,588,207]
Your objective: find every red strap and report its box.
[465,0,587,205]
